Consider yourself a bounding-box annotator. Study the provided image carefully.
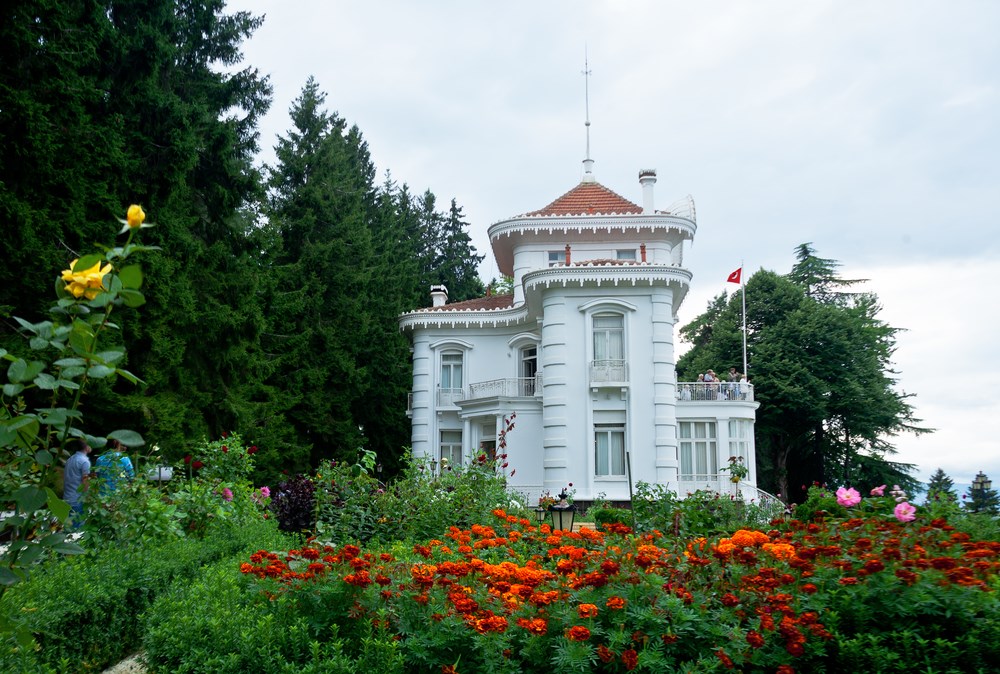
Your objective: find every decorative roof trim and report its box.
[507,332,541,348]
[487,214,696,243]
[578,298,638,313]
[399,304,530,332]
[521,264,693,294]
[428,338,475,351]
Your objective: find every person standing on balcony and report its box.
[727,368,743,399]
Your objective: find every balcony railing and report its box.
[677,381,754,402]
[590,359,628,384]
[435,377,541,407]
[466,376,540,399]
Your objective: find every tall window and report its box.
[728,419,751,466]
[440,351,463,390]
[548,251,563,267]
[679,421,718,480]
[440,430,463,468]
[595,424,626,477]
[593,314,624,361]
[520,345,537,396]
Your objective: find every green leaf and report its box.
[0,567,23,586]
[115,368,144,385]
[2,383,24,397]
[0,348,6,358]
[34,449,53,466]
[108,429,144,448]
[46,488,70,523]
[87,364,115,378]
[56,379,81,390]
[60,366,86,379]
[18,543,45,566]
[33,373,58,390]
[29,336,48,350]
[69,320,96,355]
[51,541,86,555]
[95,349,125,365]
[13,486,47,513]
[54,357,87,367]
[119,264,143,289]
[73,254,103,272]
[14,317,39,333]
[8,359,45,383]
[119,288,146,308]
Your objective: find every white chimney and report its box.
[430,285,448,307]
[639,169,657,214]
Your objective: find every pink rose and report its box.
[870,484,886,497]
[894,501,916,522]
[221,488,233,502]
[836,487,861,507]
[259,486,270,499]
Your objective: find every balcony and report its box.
[590,359,628,385]
[433,377,541,407]
[677,381,754,402]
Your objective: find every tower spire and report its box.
[581,47,595,183]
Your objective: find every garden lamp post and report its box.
[971,471,991,512]
[550,502,576,531]
[534,507,548,524]
[430,458,438,475]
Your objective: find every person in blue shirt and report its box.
[95,439,135,494]
[63,441,93,525]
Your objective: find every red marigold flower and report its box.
[442,665,457,674]
[715,649,735,669]
[577,603,599,618]
[801,583,818,594]
[606,596,626,610]
[776,666,796,674]
[746,630,765,648]
[621,649,638,671]
[600,559,621,575]
[516,617,547,635]
[721,593,740,607]
[597,644,615,663]
[566,625,591,641]
[662,634,678,646]
[838,577,859,585]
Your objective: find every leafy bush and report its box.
[272,475,316,534]
[0,517,290,672]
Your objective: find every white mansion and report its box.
[399,162,760,506]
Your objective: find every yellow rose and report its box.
[127,204,145,228]
[61,258,112,300]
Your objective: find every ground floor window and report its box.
[440,430,463,469]
[728,419,752,467]
[679,421,717,480]
[595,424,626,477]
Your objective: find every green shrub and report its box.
[0,517,290,672]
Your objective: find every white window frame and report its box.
[548,250,563,267]
[440,429,463,469]
[679,421,718,481]
[616,248,637,261]
[595,424,626,478]
[728,418,751,470]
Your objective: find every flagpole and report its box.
[741,260,748,380]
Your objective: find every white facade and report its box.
[399,169,760,505]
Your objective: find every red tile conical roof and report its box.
[524,181,642,216]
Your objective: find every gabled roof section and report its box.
[524,181,642,217]
[421,293,515,312]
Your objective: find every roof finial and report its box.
[581,46,595,183]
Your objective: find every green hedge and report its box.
[0,518,292,673]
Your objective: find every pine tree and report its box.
[926,467,957,505]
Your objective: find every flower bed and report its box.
[201,510,1000,674]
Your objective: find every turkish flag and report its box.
[727,268,742,284]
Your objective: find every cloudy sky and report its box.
[227,0,999,491]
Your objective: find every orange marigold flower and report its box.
[801,583,818,594]
[516,617,548,635]
[731,529,770,547]
[606,596,626,610]
[566,625,591,641]
[578,603,599,618]
[746,630,765,648]
[715,649,735,669]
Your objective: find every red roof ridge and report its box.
[523,181,642,217]
[421,293,515,312]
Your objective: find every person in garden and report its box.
[63,440,93,525]
[95,439,135,493]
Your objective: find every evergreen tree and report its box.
[0,0,273,459]
[926,467,957,505]
[438,199,485,302]
[677,247,925,501]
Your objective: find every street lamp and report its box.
[972,472,992,492]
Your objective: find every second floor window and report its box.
[440,352,463,390]
[548,250,563,267]
[616,249,637,261]
[593,314,624,361]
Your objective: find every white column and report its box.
[651,290,679,486]
[410,335,433,459]
[540,294,570,493]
